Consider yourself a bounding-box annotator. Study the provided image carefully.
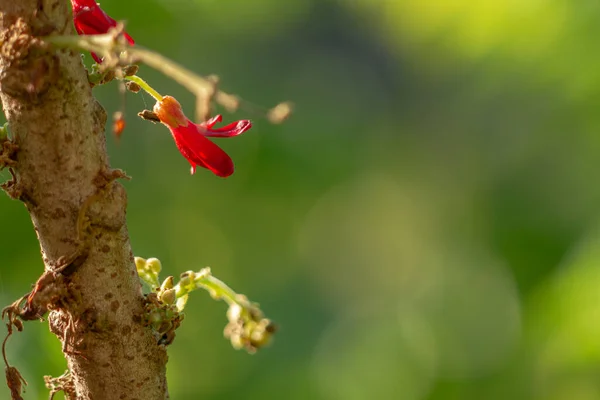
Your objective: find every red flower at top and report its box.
[70,0,134,63]
[154,96,252,178]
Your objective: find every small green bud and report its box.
[227,304,243,322]
[147,310,162,325]
[160,276,174,291]
[160,288,176,305]
[178,273,192,289]
[227,331,244,350]
[146,258,162,274]
[134,257,147,272]
[250,319,275,348]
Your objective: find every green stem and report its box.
[124,75,163,101]
[140,274,161,290]
[174,273,239,307]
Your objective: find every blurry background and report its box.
[2,0,600,399]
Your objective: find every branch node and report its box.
[0,17,59,102]
[0,168,21,200]
[0,139,19,170]
[45,370,76,400]
[93,167,130,188]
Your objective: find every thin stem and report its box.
[124,75,163,101]
[45,33,236,110]
[173,269,241,308]
[44,32,292,123]
[196,275,238,306]
[128,47,238,111]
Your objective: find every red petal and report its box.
[71,0,97,8]
[202,115,223,129]
[123,32,135,45]
[71,0,98,14]
[75,10,135,44]
[74,6,114,34]
[74,19,106,36]
[171,121,234,178]
[91,52,102,63]
[72,1,135,63]
[199,119,252,138]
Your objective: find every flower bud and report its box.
[153,96,187,128]
[160,288,176,305]
[126,81,141,93]
[123,64,139,76]
[267,102,293,124]
[134,257,147,272]
[146,258,162,274]
[250,319,276,349]
[227,304,243,322]
[160,276,174,291]
[178,271,194,290]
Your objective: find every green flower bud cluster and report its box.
[135,256,161,290]
[224,295,277,354]
[136,257,182,345]
[134,255,276,351]
[143,291,183,346]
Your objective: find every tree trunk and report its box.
[0,1,168,398]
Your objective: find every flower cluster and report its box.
[224,296,277,353]
[134,257,275,352]
[70,0,253,178]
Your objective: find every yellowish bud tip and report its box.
[146,258,162,274]
[134,257,147,272]
[160,276,175,291]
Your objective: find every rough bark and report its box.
[0,1,168,399]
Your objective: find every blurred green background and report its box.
[2,0,600,398]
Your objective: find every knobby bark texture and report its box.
[0,1,168,398]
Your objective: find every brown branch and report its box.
[0,1,168,399]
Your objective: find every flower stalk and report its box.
[43,32,292,124]
[123,75,163,101]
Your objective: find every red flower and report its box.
[153,96,252,178]
[70,0,134,63]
